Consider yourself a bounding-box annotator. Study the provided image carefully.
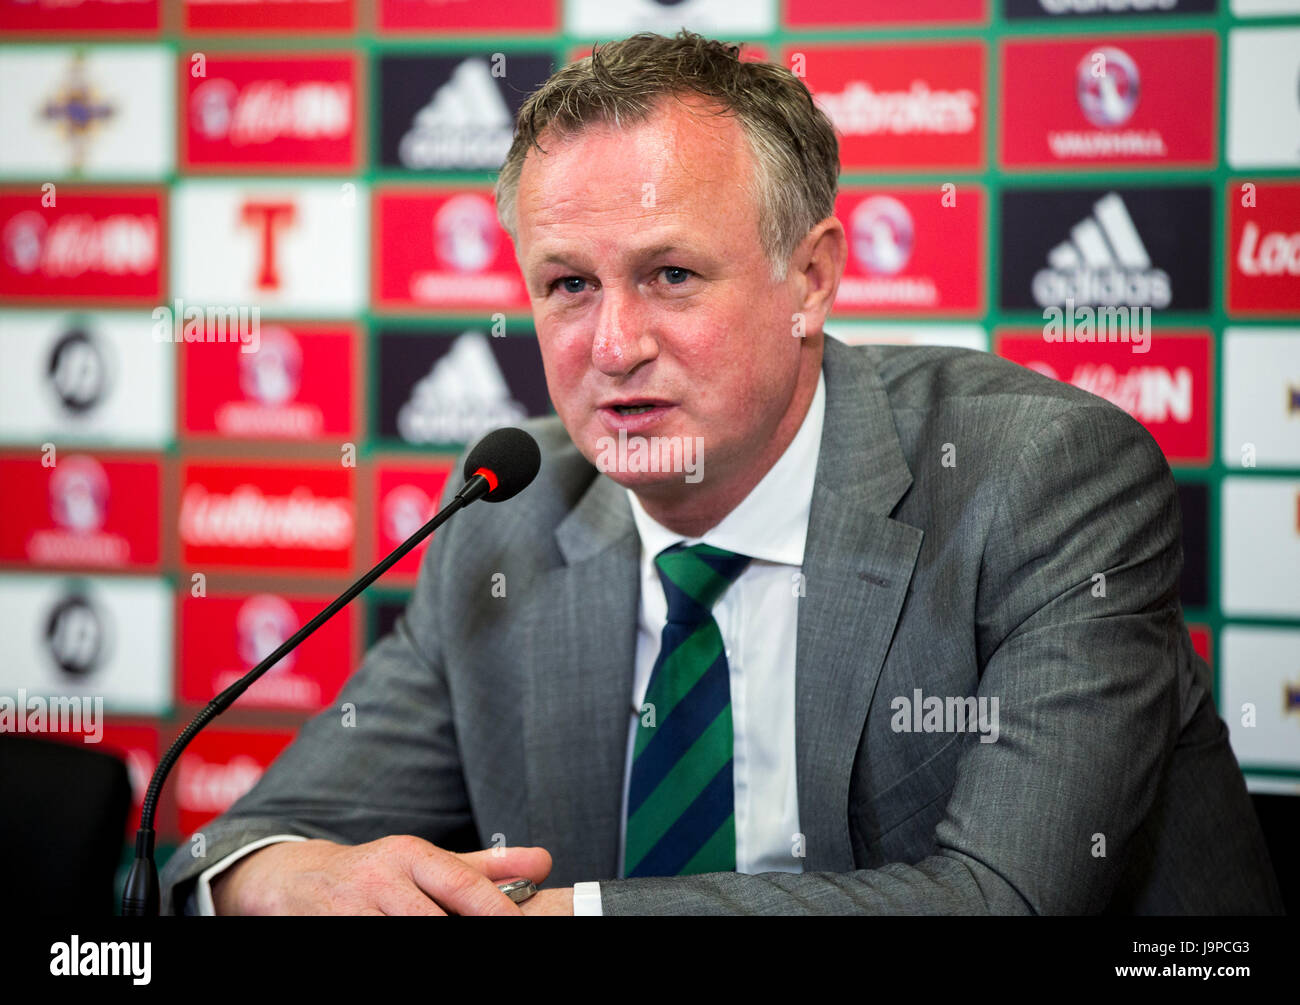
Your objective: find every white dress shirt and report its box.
[196,372,825,916]
[575,369,825,914]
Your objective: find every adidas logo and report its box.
[1032,192,1172,309]
[1039,0,1178,11]
[399,58,513,170]
[396,331,527,444]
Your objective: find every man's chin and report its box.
[597,467,704,495]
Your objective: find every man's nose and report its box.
[590,286,658,377]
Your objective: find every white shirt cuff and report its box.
[194,834,308,915]
[572,881,603,916]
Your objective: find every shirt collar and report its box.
[625,370,825,567]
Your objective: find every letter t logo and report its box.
[240,201,297,291]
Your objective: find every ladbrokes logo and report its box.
[801,42,984,170]
[1000,186,1210,312]
[175,729,294,833]
[1000,36,1215,168]
[179,462,354,572]
[786,0,984,26]
[815,80,978,137]
[834,188,983,315]
[380,0,557,31]
[184,55,357,169]
[179,485,352,549]
[1227,181,1300,314]
[180,753,264,811]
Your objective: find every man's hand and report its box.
[519,887,574,916]
[210,835,552,916]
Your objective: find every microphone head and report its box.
[463,427,541,502]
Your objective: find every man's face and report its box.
[513,95,823,501]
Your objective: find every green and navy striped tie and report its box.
[625,542,751,877]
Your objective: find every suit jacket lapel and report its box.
[522,337,922,882]
[522,472,639,885]
[797,337,923,873]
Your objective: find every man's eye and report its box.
[550,276,587,294]
[660,267,692,285]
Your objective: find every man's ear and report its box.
[795,217,847,334]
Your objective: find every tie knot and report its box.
[654,543,751,626]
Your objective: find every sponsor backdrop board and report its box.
[0,1,1297,872]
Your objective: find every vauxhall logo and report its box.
[1077,47,1139,128]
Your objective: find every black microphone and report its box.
[121,427,541,916]
[455,425,542,504]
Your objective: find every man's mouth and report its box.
[600,398,673,414]
[597,399,675,431]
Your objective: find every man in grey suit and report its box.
[160,31,1282,915]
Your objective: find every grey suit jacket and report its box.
[159,336,1283,915]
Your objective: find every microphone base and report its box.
[121,829,159,917]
